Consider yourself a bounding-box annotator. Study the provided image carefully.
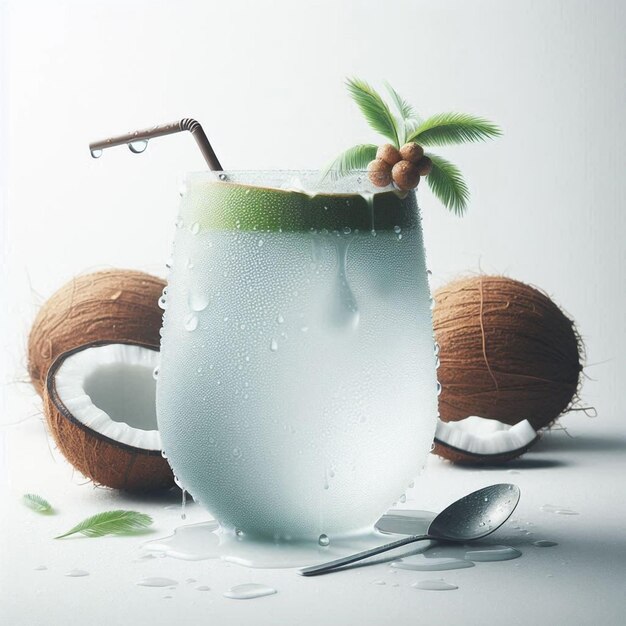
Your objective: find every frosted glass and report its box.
[156,171,438,540]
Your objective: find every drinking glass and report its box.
[156,171,438,540]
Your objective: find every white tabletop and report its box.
[1,388,624,626]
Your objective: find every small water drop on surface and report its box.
[90,148,103,159]
[34,565,47,571]
[436,381,442,396]
[393,225,402,234]
[128,139,148,154]
[465,546,521,562]
[218,173,227,181]
[189,292,210,312]
[484,497,489,502]
[270,338,278,352]
[196,585,210,591]
[152,367,159,380]
[258,239,264,247]
[399,494,407,503]
[372,580,386,585]
[412,579,458,591]
[276,314,284,324]
[158,296,167,310]
[65,569,89,577]
[235,529,244,538]
[190,222,200,235]
[186,578,196,584]
[137,577,179,588]
[160,449,167,459]
[318,534,330,547]
[232,447,242,459]
[343,226,351,235]
[533,540,558,547]
[434,342,440,356]
[184,314,199,332]
[223,583,277,600]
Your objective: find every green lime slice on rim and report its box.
[181,180,419,233]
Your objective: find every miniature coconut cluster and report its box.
[367,142,433,191]
[28,269,173,491]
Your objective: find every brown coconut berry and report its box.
[28,269,165,395]
[415,156,433,176]
[391,160,420,191]
[399,142,424,163]
[376,144,402,166]
[367,158,393,187]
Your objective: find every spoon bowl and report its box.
[299,483,520,576]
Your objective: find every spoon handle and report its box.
[299,533,431,577]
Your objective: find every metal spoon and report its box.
[299,483,520,576]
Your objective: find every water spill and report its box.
[541,504,579,515]
[196,585,211,591]
[223,583,277,600]
[391,555,474,572]
[464,546,521,562]
[65,569,89,577]
[532,540,558,547]
[136,577,179,588]
[329,238,359,330]
[141,511,432,569]
[185,578,197,583]
[128,139,148,153]
[34,565,47,571]
[412,579,458,591]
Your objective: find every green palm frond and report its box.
[408,113,501,146]
[55,510,153,539]
[384,82,421,145]
[320,143,378,180]
[425,153,470,216]
[345,78,400,147]
[23,493,53,514]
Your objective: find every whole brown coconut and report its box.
[433,275,583,432]
[28,269,165,395]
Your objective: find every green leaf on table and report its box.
[23,493,53,514]
[320,143,378,180]
[425,153,470,216]
[408,113,501,146]
[55,510,153,539]
[345,77,400,147]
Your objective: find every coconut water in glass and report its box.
[156,171,438,540]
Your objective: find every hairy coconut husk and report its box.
[28,269,165,395]
[44,342,173,491]
[433,275,583,432]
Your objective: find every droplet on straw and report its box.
[128,139,149,154]
[90,149,103,159]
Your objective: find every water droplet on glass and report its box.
[318,534,330,547]
[128,139,148,154]
[436,381,442,396]
[235,529,244,538]
[484,497,489,502]
[190,222,200,235]
[152,366,159,380]
[277,314,284,324]
[189,292,210,312]
[218,173,227,181]
[158,296,167,310]
[258,239,264,247]
[399,494,407,503]
[90,149,103,159]
[232,447,242,458]
[184,313,199,331]
[394,225,402,234]
[343,226,351,235]
[434,342,440,356]
[270,338,278,352]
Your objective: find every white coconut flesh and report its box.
[435,416,537,456]
[53,343,161,451]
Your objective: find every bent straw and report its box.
[89,118,223,171]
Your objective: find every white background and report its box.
[1,1,625,625]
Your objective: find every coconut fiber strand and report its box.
[433,276,582,430]
[28,269,165,395]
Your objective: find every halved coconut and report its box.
[433,415,539,465]
[44,341,173,491]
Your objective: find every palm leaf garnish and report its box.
[324,77,500,214]
[320,143,378,180]
[55,510,153,539]
[407,112,501,146]
[425,153,470,216]
[23,493,53,514]
[345,78,400,147]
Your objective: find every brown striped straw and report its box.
[89,118,223,171]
